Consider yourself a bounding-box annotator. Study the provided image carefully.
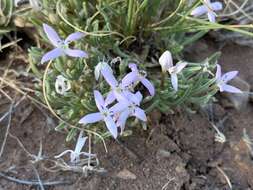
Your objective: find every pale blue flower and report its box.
[79,90,120,139]
[41,24,88,64]
[111,91,147,132]
[191,0,223,23]
[215,64,242,93]
[122,64,155,96]
[100,67,138,105]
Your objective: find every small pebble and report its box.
[116,169,136,180]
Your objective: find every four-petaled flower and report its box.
[191,0,223,23]
[41,24,88,64]
[215,64,242,93]
[79,90,120,139]
[100,66,138,105]
[122,64,155,96]
[55,132,96,163]
[159,51,187,91]
[111,91,147,132]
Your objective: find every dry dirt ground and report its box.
[0,37,253,190]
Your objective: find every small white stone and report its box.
[116,169,136,180]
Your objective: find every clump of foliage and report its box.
[12,0,249,158]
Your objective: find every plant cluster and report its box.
[7,0,250,165]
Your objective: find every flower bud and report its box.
[159,50,173,73]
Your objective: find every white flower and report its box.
[14,0,42,10]
[29,0,42,10]
[55,132,96,163]
[159,50,173,73]
[55,75,71,95]
[159,51,187,91]
[191,0,223,23]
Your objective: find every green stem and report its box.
[161,72,166,90]
[126,0,134,35]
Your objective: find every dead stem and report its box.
[0,76,48,109]
[8,132,44,163]
[30,164,45,190]
[216,166,232,190]
[0,102,13,158]
[0,171,72,186]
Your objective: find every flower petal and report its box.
[121,72,138,87]
[94,90,105,110]
[175,61,187,73]
[171,73,178,91]
[216,64,222,80]
[43,24,62,47]
[109,102,128,114]
[222,84,242,93]
[141,78,155,96]
[133,107,147,122]
[105,91,116,106]
[191,5,208,16]
[29,0,42,10]
[101,68,118,88]
[113,90,129,103]
[211,2,223,11]
[218,84,224,92]
[70,152,79,163]
[134,91,143,103]
[104,116,118,139]
[15,0,21,7]
[117,110,130,132]
[94,64,101,81]
[78,112,103,124]
[207,12,216,23]
[94,62,113,81]
[129,63,138,72]
[64,49,88,58]
[55,75,71,95]
[41,48,63,64]
[159,50,173,72]
[221,71,238,83]
[124,91,142,105]
[74,135,87,154]
[65,32,85,44]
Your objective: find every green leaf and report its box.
[66,127,77,142]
